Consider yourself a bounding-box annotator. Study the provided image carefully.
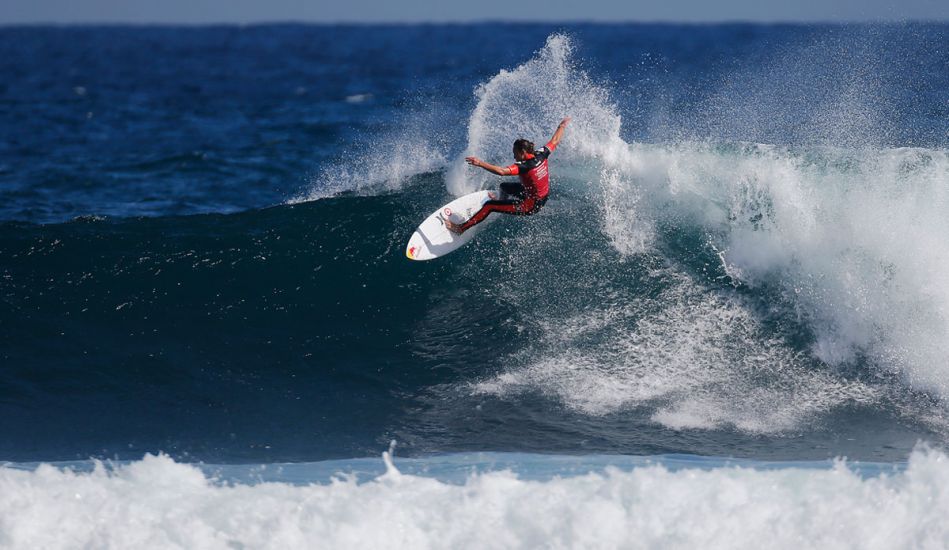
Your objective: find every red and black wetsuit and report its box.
[456,140,556,232]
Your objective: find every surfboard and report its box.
[405,190,499,261]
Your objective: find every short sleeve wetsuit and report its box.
[456,141,556,232]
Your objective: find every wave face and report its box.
[1,449,948,549]
[3,24,949,466]
[3,153,948,461]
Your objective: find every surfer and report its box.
[445,117,571,234]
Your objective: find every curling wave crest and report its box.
[453,35,949,430]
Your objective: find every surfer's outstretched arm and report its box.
[465,157,512,176]
[546,117,571,150]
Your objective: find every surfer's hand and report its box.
[465,157,481,167]
[559,117,571,127]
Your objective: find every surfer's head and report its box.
[513,139,535,161]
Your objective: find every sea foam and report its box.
[1,449,947,549]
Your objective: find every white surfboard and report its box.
[405,190,499,261]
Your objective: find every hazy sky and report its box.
[4,0,948,24]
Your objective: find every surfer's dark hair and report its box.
[513,138,535,155]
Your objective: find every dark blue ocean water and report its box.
[2,23,949,464]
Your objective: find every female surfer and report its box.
[445,117,571,234]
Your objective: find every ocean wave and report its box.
[5,30,949,461]
[4,138,949,459]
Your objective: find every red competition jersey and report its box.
[506,140,556,198]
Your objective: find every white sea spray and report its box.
[1,450,947,549]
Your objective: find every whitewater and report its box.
[2,448,949,549]
[465,35,949,413]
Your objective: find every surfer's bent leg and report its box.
[499,181,526,201]
[456,195,545,233]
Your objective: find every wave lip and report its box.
[2,449,947,549]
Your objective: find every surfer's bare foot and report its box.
[445,219,464,234]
